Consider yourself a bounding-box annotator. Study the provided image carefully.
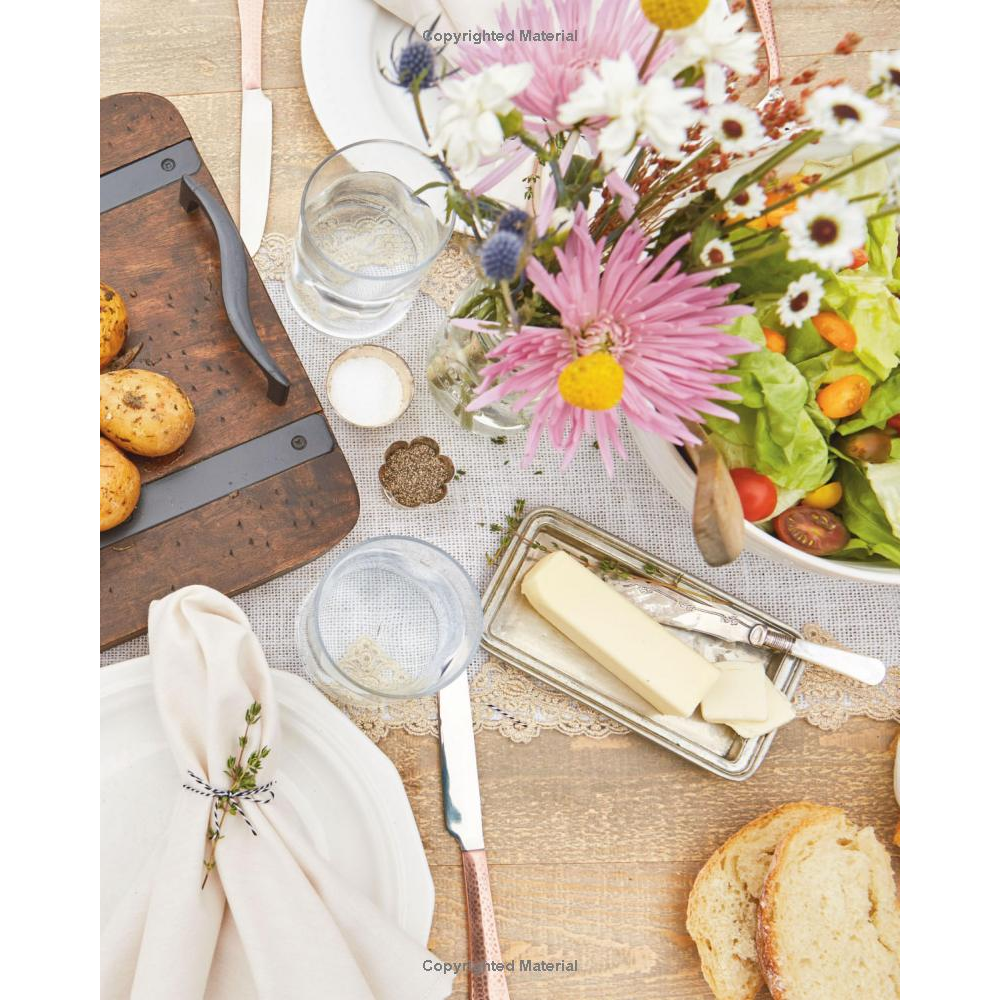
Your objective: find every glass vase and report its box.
[425,281,531,436]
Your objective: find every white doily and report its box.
[101,246,900,741]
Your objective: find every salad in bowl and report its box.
[636,139,900,582]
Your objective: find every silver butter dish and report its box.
[481,507,806,781]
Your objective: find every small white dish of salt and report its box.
[326,346,413,427]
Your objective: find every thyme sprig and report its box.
[200,702,271,890]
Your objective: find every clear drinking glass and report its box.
[297,537,483,702]
[286,140,454,340]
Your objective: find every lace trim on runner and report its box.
[326,624,899,746]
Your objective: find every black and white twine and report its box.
[183,770,277,838]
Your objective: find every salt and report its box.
[328,355,405,426]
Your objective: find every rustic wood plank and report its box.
[404,717,899,999]
[99,0,899,99]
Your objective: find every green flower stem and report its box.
[691,240,789,274]
[638,28,664,78]
[411,87,432,145]
[500,280,520,331]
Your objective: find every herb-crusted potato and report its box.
[100,437,141,531]
[100,282,128,368]
[100,369,196,457]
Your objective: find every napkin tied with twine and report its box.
[101,585,453,1000]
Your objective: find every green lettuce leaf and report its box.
[823,271,900,381]
[705,316,832,491]
[835,459,901,565]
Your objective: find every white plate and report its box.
[101,658,435,941]
[301,0,526,209]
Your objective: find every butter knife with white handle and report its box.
[615,580,885,686]
[438,670,510,1000]
[237,0,272,255]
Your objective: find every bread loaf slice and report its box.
[756,810,900,1000]
[686,803,837,1000]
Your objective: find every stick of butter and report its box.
[700,661,769,723]
[724,681,796,738]
[521,550,719,717]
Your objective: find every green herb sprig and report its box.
[201,702,271,890]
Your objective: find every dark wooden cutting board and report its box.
[100,93,359,649]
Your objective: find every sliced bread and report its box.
[686,803,837,1000]
[756,810,900,1000]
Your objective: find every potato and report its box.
[100,282,128,368]
[100,369,196,456]
[100,437,141,531]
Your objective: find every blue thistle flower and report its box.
[496,208,530,237]
[379,18,453,91]
[394,40,436,90]
[481,231,523,283]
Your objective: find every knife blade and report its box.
[439,668,484,852]
[438,670,510,999]
[617,580,886,686]
[238,0,272,256]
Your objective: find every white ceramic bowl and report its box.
[630,425,899,585]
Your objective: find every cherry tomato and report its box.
[802,482,843,509]
[812,312,858,352]
[730,468,778,521]
[887,413,900,432]
[838,429,892,463]
[817,374,871,419]
[775,507,849,555]
[848,247,869,269]
[763,327,787,354]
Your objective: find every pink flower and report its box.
[464,209,756,475]
[455,0,671,127]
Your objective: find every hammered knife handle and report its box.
[461,849,510,1000]
[749,0,782,84]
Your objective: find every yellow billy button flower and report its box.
[558,352,625,411]
[640,0,710,31]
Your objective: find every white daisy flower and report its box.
[782,190,867,270]
[805,84,888,143]
[432,64,534,174]
[706,103,766,154]
[559,55,700,162]
[777,272,825,328]
[870,50,900,97]
[700,238,735,274]
[724,182,766,219]
[666,2,760,78]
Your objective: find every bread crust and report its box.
[756,810,898,1000]
[686,803,837,1000]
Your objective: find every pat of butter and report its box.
[700,661,768,723]
[725,681,796,738]
[521,551,719,717]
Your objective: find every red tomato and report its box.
[887,413,900,432]
[730,468,778,521]
[774,507,849,555]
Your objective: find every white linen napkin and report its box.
[101,585,453,1000]
[376,0,500,36]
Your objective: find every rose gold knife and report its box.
[438,670,510,1000]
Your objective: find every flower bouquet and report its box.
[384,0,900,564]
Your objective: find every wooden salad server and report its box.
[683,422,745,567]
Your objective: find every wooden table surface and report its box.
[101,3,900,996]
